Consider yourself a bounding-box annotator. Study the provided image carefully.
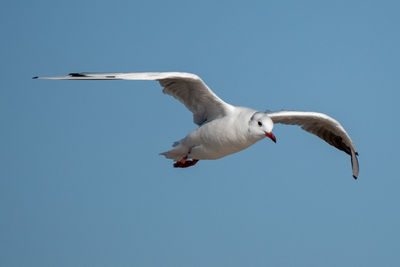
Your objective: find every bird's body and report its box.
[34,72,359,178]
[163,106,264,161]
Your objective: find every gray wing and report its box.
[34,72,233,126]
[267,110,359,179]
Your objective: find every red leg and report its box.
[173,158,199,168]
[176,156,187,165]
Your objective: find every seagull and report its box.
[33,72,359,179]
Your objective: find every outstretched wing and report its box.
[34,72,233,126]
[267,110,359,179]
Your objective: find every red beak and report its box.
[265,132,277,143]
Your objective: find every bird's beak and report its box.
[265,132,277,143]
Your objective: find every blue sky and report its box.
[1,0,399,266]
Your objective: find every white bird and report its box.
[34,72,359,178]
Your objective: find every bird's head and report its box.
[249,112,276,143]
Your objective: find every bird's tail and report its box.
[160,141,188,161]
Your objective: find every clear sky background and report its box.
[1,0,399,266]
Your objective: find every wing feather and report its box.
[268,110,359,179]
[34,72,233,125]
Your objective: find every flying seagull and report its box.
[33,72,359,179]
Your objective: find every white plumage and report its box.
[34,72,359,178]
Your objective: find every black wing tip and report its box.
[353,175,358,180]
[32,76,38,79]
[68,73,86,77]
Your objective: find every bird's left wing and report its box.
[267,110,359,179]
[34,72,234,126]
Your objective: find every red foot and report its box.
[173,158,199,168]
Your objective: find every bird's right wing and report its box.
[267,110,359,179]
[34,72,234,126]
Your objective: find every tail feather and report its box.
[160,142,188,161]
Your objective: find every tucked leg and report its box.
[173,157,199,168]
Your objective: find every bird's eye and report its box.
[258,121,262,127]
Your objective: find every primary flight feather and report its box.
[34,72,359,179]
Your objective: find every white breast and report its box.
[183,108,263,159]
